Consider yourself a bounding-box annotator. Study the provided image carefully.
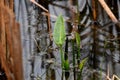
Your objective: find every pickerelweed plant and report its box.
[53,15,70,80]
[75,32,88,80]
[53,15,87,80]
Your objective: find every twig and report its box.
[41,12,71,22]
[33,38,41,51]
[92,0,97,20]
[106,75,111,80]
[30,0,48,12]
[30,0,71,22]
[42,12,57,19]
[47,12,52,41]
[112,75,120,80]
[98,0,118,23]
[106,74,120,80]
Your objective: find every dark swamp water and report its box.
[14,0,120,80]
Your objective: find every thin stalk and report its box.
[76,0,81,62]
[98,0,118,23]
[77,44,81,80]
[76,1,81,79]
[30,0,48,12]
[60,46,64,80]
[77,46,80,63]
[60,46,64,69]
[77,70,82,80]
[65,38,70,80]
[72,40,76,80]
[76,0,80,25]
[61,71,64,80]
[77,49,81,80]
[92,0,97,69]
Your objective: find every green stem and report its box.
[72,40,76,80]
[77,46,80,63]
[77,47,81,80]
[72,41,75,67]
[77,0,80,25]
[60,46,64,69]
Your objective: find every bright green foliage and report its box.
[64,60,70,70]
[53,15,69,70]
[79,58,88,71]
[53,15,66,47]
[75,32,80,47]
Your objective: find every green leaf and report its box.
[53,15,66,46]
[64,60,70,70]
[79,58,88,71]
[75,32,80,47]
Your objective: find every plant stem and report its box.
[60,46,65,80]
[60,46,64,69]
[72,40,76,80]
[76,0,80,25]
[61,71,64,80]
[77,47,81,80]
[77,46,80,63]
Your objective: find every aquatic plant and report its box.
[53,15,70,80]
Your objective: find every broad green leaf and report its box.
[75,32,80,47]
[53,15,66,46]
[79,58,88,71]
